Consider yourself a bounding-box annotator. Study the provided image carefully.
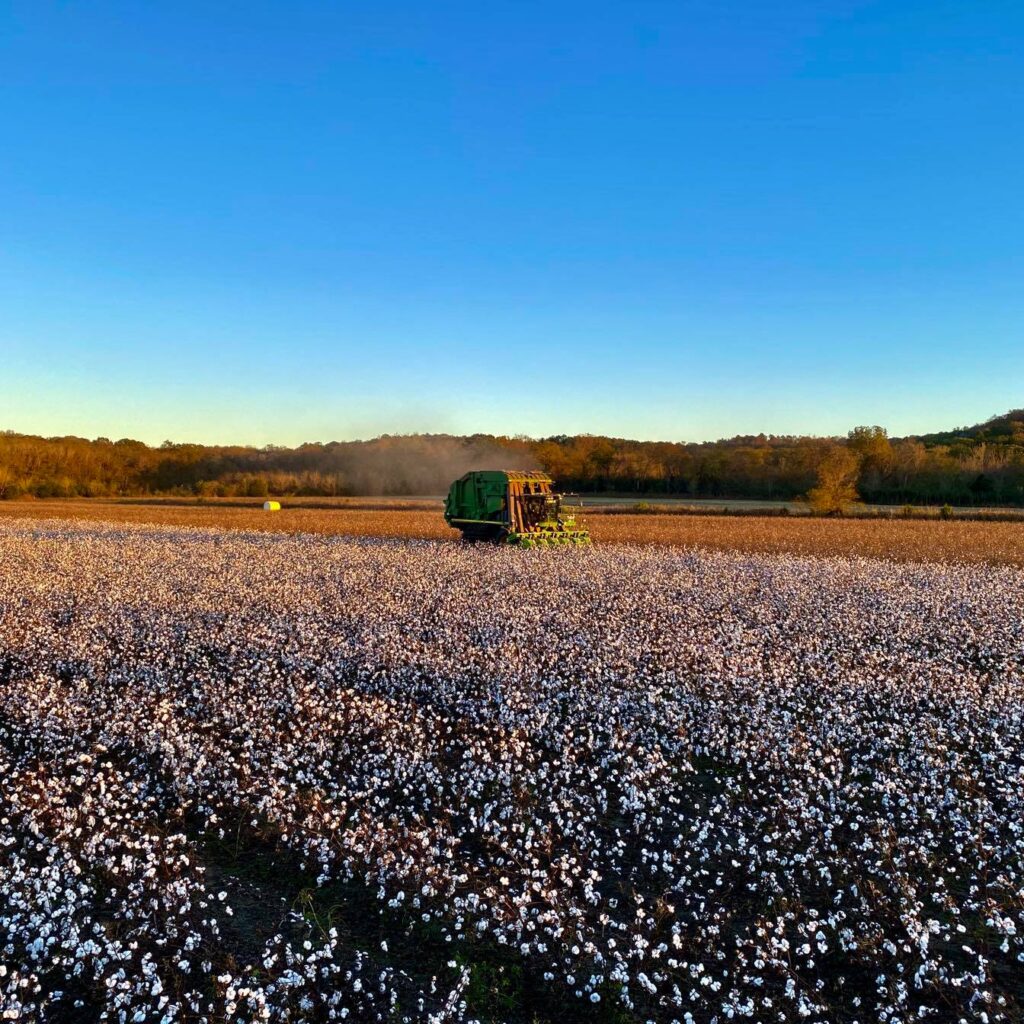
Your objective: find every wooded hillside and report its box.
[2,410,1022,505]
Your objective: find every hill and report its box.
[909,408,1024,448]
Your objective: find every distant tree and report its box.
[847,425,892,469]
[846,425,893,499]
[969,473,994,498]
[1,410,1023,505]
[807,445,860,515]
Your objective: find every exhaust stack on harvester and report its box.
[444,470,591,547]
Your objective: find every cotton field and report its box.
[1,519,1023,1024]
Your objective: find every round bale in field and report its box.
[262,500,281,511]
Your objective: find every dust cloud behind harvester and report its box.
[306,434,539,496]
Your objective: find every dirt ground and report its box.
[2,497,1023,567]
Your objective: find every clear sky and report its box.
[2,1,1021,446]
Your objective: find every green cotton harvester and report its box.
[444,470,591,547]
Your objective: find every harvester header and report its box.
[444,470,590,547]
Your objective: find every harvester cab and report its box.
[444,470,591,547]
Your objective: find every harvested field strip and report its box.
[1,498,1023,565]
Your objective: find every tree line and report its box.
[1,409,1023,506]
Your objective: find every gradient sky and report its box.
[2,1,1022,446]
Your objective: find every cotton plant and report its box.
[0,518,1022,1022]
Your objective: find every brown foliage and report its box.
[3,410,1024,506]
[807,445,861,515]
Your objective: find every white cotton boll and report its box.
[4,521,1024,1022]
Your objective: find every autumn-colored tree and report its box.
[1,414,1022,503]
[847,425,892,470]
[807,445,861,515]
[0,464,15,499]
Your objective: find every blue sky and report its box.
[2,1,1021,445]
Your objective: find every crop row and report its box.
[1,518,1023,1023]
